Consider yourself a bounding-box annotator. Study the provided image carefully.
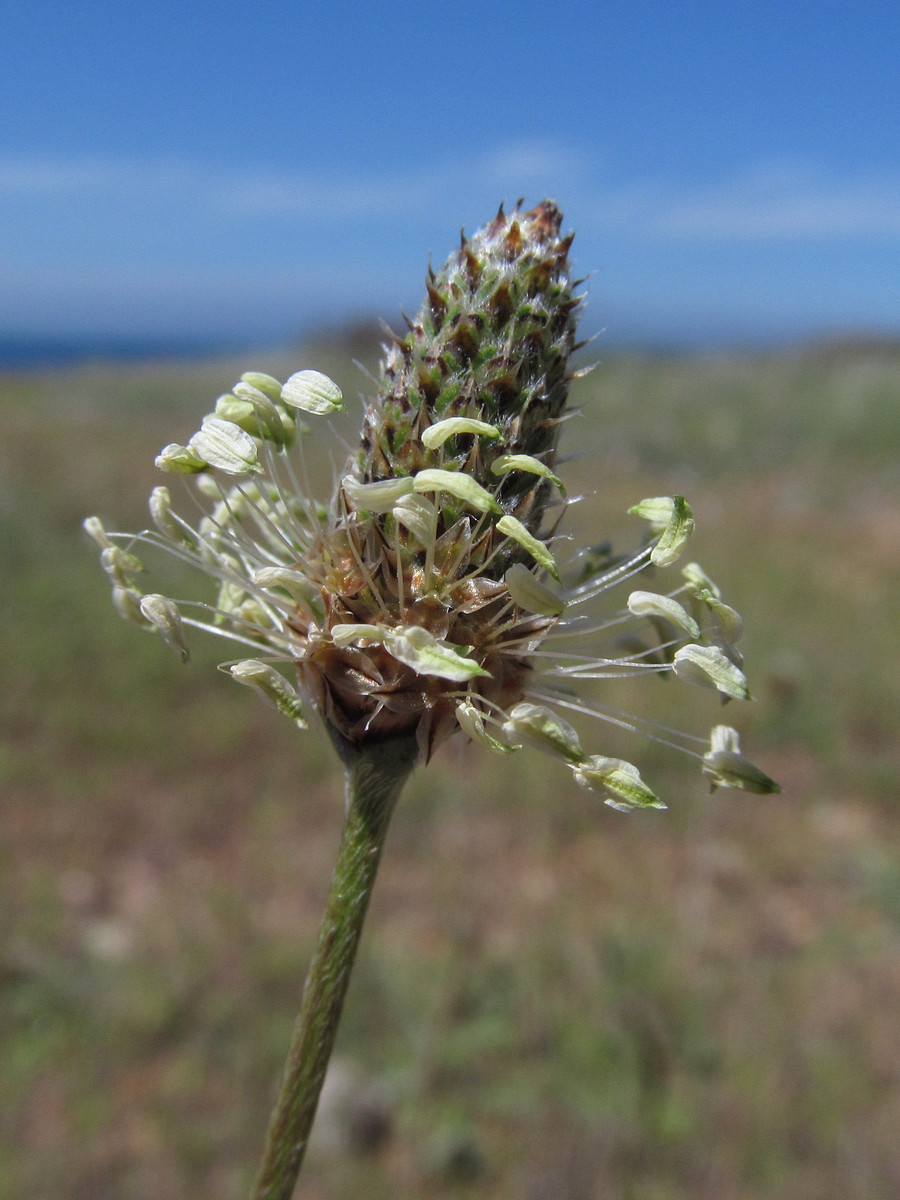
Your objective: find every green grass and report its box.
[2,334,899,1199]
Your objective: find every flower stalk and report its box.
[249,734,418,1200]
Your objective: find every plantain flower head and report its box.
[86,201,779,808]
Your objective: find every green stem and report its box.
[249,735,418,1200]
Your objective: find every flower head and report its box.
[86,201,779,807]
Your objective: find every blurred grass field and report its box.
[2,332,899,1199]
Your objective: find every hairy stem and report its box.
[249,735,418,1200]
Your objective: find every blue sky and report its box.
[4,0,898,348]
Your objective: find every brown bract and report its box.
[290,515,553,756]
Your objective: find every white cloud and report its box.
[595,160,900,241]
[0,156,197,197]
[219,169,435,218]
[0,139,581,220]
[481,139,583,184]
[2,149,898,243]
[219,140,581,218]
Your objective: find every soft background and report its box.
[2,3,899,1199]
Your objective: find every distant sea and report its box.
[0,329,707,369]
[3,327,896,371]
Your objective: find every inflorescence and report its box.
[85,201,779,810]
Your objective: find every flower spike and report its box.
[87,201,776,804]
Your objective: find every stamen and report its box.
[564,544,653,605]
[528,689,706,759]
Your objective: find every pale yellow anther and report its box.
[228,660,307,727]
[189,418,261,476]
[421,417,500,450]
[702,726,781,794]
[491,454,565,494]
[502,703,585,762]
[627,590,700,638]
[456,701,521,753]
[504,563,566,615]
[139,594,190,662]
[673,644,750,700]
[342,475,415,513]
[384,625,490,681]
[281,370,344,415]
[496,515,560,580]
[572,756,665,811]
[413,468,501,514]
